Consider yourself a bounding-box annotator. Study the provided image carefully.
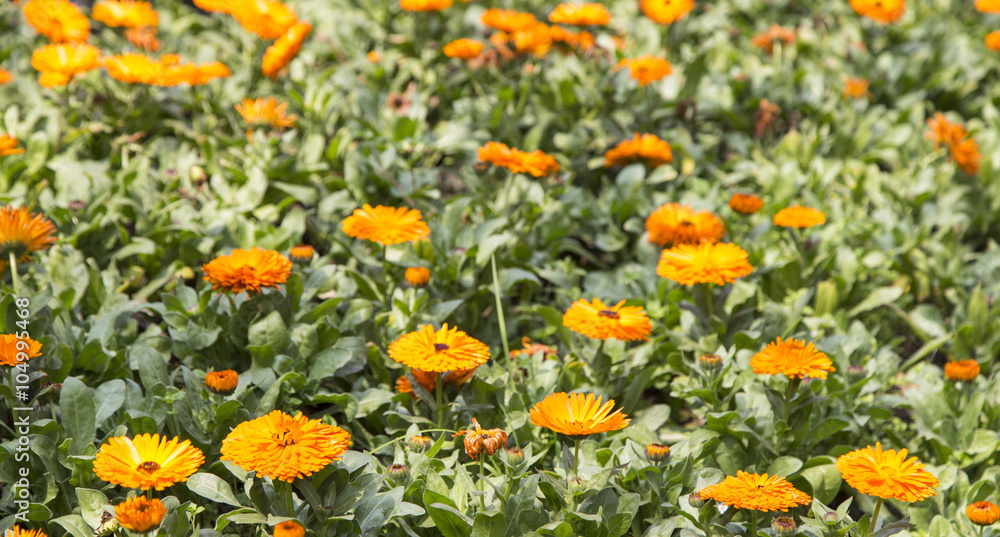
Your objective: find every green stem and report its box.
[281,480,295,517]
[9,253,21,297]
[478,456,486,511]
[490,254,512,368]
[700,283,714,322]
[594,339,606,377]
[435,372,445,429]
[382,244,395,313]
[749,510,758,537]
[573,439,581,477]
[868,498,883,537]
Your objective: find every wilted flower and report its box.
[750,24,795,54]
[454,418,508,459]
[510,337,557,359]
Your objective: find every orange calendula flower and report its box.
[605,133,673,168]
[5,527,47,537]
[289,244,314,263]
[232,0,297,39]
[405,266,431,286]
[562,298,652,341]
[773,206,825,228]
[843,77,870,99]
[978,0,1000,12]
[477,142,560,177]
[263,22,311,79]
[657,242,753,286]
[549,26,595,50]
[512,23,555,56]
[103,53,161,84]
[0,206,57,271]
[645,203,725,247]
[925,113,967,149]
[548,3,610,26]
[115,497,166,533]
[22,0,90,43]
[31,42,101,88]
[205,370,239,395]
[341,204,430,245]
[396,367,477,398]
[0,135,26,158]
[235,97,297,140]
[481,8,538,33]
[836,443,938,502]
[944,359,980,382]
[274,520,305,537]
[388,323,490,372]
[125,26,161,52]
[967,502,1000,526]
[202,247,293,295]
[94,434,205,490]
[367,50,382,63]
[950,138,981,175]
[92,0,158,28]
[616,56,672,85]
[850,0,904,23]
[699,472,811,512]
[221,410,352,482]
[750,24,795,54]
[729,193,764,215]
[193,0,239,12]
[531,392,630,436]
[640,0,693,24]
[751,338,835,379]
[510,337,557,358]
[0,335,43,367]
[454,418,508,460]
[185,61,231,85]
[443,38,485,60]
[0,69,14,85]
[400,0,451,10]
[987,31,1000,51]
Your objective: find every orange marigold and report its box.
[987,31,1000,51]
[966,502,1000,526]
[400,0,451,10]
[273,521,305,537]
[125,26,161,52]
[205,370,239,395]
[700,472,811,512]
[5,527,47,537]
[388,324,490,372]
[481,8,537,33]
[750,24,795,54]
[0,69,13,85]
[405,266,431,286]
[0,334,43,367]
[950,138,980,175]
[443,38,485,60]
[31,42,101,87]
[616,56,672,85]
[657,242,753,286]
[263,22,311,79]
[341,204,430,245]
[978,0,1000,12]
[836,443,938,502]
[236,97,297,140]
[478,142,559,177]
[562,298,652,341]
[640,0,693,24]
[548,3,610,26]
[232,0,297,39]
[850,0,904,23]
[201,247,293,294]
[645,203,725,247]
[530,392,630,436]
[751,337,835,379]
[925,113,967,149]
[115,497,166,533]
[944,359,980,382]
[396,367,477,397]
[0,206,57,269]
[512,23,555,56]
[605,133,673,168]
[773,206,825,228]
[22,0,90,43]
[729,193,764,215]
[843,77,870,99]
[0,135,26,158]
[92,0,158,28]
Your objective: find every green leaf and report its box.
[53,514,93,537]
[471,512,505,537]
[423,490,472,537]
[848,286,903,316]
[356,486,401,536]
[93,379,126,424]
[75,489,110,529]
[133,344,169,395]
[186,472,243,507]
[59,377,96,454]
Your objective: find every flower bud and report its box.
[568,477,586,493]
[645,443,670,463]
[688,492,707,508]
[848,364,866,379]
[290,244,315,264]
[772,516,796,536]
[814,279,839,316]
[699,353,723,370]
[388,463,409,482]
[823,511,840,526]
[505,446,524,466]
[408,435,431,452]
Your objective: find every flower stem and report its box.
[281,480,295,517]
[478,456,486,511]
[435,372,445,429]
[749,510,758,537]
[490,254,512,374]
[9,253,21,297]
[573,439,581,477]
[700,283,714,322]
[593,339,606,377]
[382,244,395,313]
[868,497,883,537]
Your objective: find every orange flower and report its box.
[22,0,90,43]
[966,502,1000,526]
[126,26,161,52]
[944,359,980,382]
[405,266,431,286]
[836,443,938,502]
[549,26,595,50]
[657,242,753,286]
[236,97,297,140]
[751,338,835,379]
[185,62,231,85]
[511,23,555,56]
[92,0,158,28]
[341,204,430,245]
[5,527,47,537]
[289,244,314,263]
[367,50,382,63]
[950,138,980,175]
[115,497,166,533]
[0,69,13,85]
[978,0,1000,12]
[453,418,508,460]
[0,135,26,158]
[103,53,160,84]
[843,77,870,99]
[263,22,311,79]
[0,335,43,367]
[750,24,795,54]
[443,38,485,60]
[400,0,451,10]
[205,370,239,395]
[31,43,101,87]
[850,0,904,23]
[478,142,559,177]
[645,203,725,247]
[94,434,205,490]
[530,392,630,436]
[729,193,764,215]
[605,133,673,168]
[640,0,693,24]
[396,367,477,398]
[987,31,1000,51]
[193,0,239,12]
[773,206,825,228]
[700,472,811,512]
[510,337,557,358]
[0,206,57,270]
[925,113,967,149]
[616,56,672,85]
[562,298,652,341]
[481,8,538,33]
[548,3,610,26]
[232,0,297,39]
[201,247,293,294]
[388,324,490,372]
[273,521,305,537]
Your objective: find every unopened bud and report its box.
[699,353,723,370]
[688,492,707,508]
[388,463,409,482]
[568,477,585,493]
[408,435,431,452]
[645,443,670,463]
[772,516,797,536]
[505,446,524,466]
[823,511,840,526]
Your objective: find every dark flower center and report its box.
[480,433,491,440]
[274,431,296,446]
[679,220,694,226]
[434,343,450,352]
[137,461,161,474]
[598,310,620,319]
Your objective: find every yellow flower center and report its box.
[137,461,161,474]
[598,310,620,319]
[434,343,450,352]
[274,430,297,446]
